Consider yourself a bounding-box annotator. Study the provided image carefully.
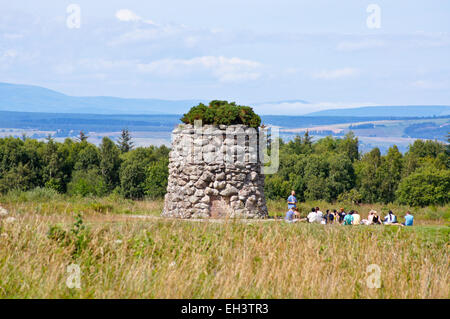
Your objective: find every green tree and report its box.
[338,131,359,162]
[408,139,446,159]
[396,165,450,206]
[327,153,355,201]
[377,145,403,203]
[99,137,121,192]
[117,129,134,153]
[120,161,147,199]
[0,163,34,193]
[41,137,66,192]
[303,154,329,201]
[145,159,169,199]
[73,142,100,171]
[355,147,382,203]
[67,169,107,197]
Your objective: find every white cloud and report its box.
[137,56,262,83]
[115,9,156,25]
[313,68,360,80]
[116,9,142,22]
[53,56,263,83]
[2,49,18,58]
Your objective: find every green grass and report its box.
[1,189,448,224]
[0,212,448,298]
[0,188,448,298]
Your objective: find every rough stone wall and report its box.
[163,123,268,218]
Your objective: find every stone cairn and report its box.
[162,123,268,219]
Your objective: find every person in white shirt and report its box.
[307,207,317,223]
[315,207,323,224]
[384,210,397,224]
[352,211,361,225]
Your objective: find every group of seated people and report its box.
[285,191,414,226]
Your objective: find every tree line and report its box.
[0,129,448,206]
[0,130,169,199]
[265,132,449,206]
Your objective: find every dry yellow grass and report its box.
[0,209,448,299]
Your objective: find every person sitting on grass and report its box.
[332,209,338,224]
[287,190,297,210]
[343,210,354,225]
[285,206,296,223]
[324,209,334,224]
[307,207,317,223]
[384,210,398,224]
[352,210,361,225]
[285,207,302,223]
[367,210,375,224]
[315,207,324,224]
[338,208,346,224]
[402,211,414,226]
[371,211,382,224]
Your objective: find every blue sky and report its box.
[1,0,450,114]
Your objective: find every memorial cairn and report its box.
[162,101,271,219]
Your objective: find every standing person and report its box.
[343,210,354,225]
[403,211,414,226]
[287,190,298,210]
[352,211,361,225]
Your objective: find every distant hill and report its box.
[305,105,450,117]
[2,82,450,118]
[0,82,205,114]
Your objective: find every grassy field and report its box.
[0,190,448,298]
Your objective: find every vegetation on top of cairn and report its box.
[180,100,261,128]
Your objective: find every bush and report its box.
[264,175,291,200]
[67,169,108,197]
[396,165,450,206]
[181,100,261,128]
[5,187,61,203]
[337,189,362,204]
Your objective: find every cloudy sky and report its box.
[1,0,450,114]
